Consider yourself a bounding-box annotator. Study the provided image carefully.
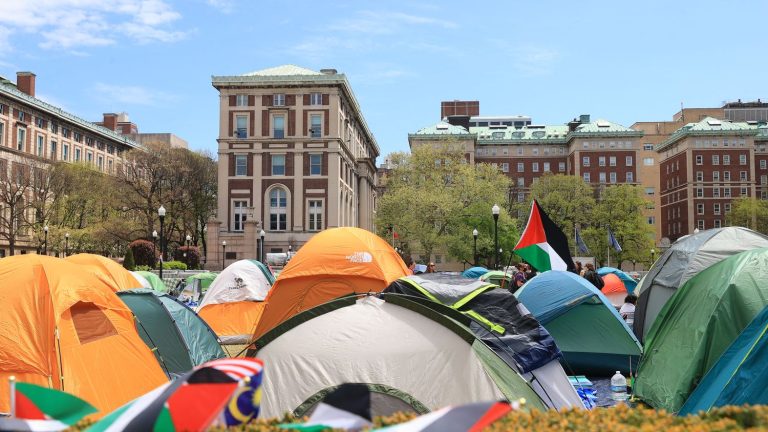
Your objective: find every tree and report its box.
[582,184,655,267]
[727,197,768,233]
[376,146,516,267]
[123,247,136,270]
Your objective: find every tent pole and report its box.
[9,376,15,418]
[54,327,64,391]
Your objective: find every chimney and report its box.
[16,72,36,97]
[320,68,338,75]
[102,113,118,131]
[579,114,591,124]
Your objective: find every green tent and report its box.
[177,272,218,304]
[133,271,168,293]
[479,270,513,288]
[635,247,768,412]
[117,289,226,377]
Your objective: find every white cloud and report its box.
[0,26,13,54]
[0,0,185,52]
[327,10,457,35]
[206,0,234,13]
[92,82,176,106]
[513,46,560,76]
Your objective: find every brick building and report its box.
[208,65,379,268]
[0,72,140,256]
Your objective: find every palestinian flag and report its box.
[0,381,96,432]
[279,384,372,431]
[514,200,574,272]
[373,400,519,432]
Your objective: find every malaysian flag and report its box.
[205,358,264,427]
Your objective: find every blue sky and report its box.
[1,0,766,158]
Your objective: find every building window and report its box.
[108,159,113,174]
[310,114,322,138]
[696,188,703,197]
[232,200,248,231]
[271,154,285,175]
[713,188,720,198]
[97,155,103,171]
[87,151,93,163]
[559,162,566,171]
[599,172,606,183]
[625,156,633,166]
[697,220,705,230]
[543,162,550,172]
[696,171,703,182]
[761,159,768,170]
[609,156,616,167]
[610,172,617,183]
[532,162,539,172]
[308,199,323,231]
[501,163,509,173]
[724,188,732,198]
[695,155,703,165]
[17,127,26,151]
[714,203,721,215]
[236,94,247,106]
[75,148,81,162]
[645,187,655,196]
[50,141,57,160]
[517,177,524,187]
[626,172,634,183]
[647,216,655,225]
[740,171,748,181]
[723,155,731,165]
[235,155,247,176]
[269,188,287,231]
[517,162,524,172]
[36,135,44,156]
[583,172,590,182]
[310,154,322,175]
[762,175,768,185]
[532,148,539,156]
[63,144,69,161]
[643,144,654,151]
[236,115,247,138]
[725,203,732,213]
[697,203,704,215]
[74,132,82,142]
[599,156,606,167]
[517,192,525,202]
[273,115,285,139]
[714,219,721,228]
[741,187,748,196]
[712,155,720,165]
[724,171,731,181]
[273,94,285,106]
[582,156,590,167]
[713,171,720,181]
[643,157,653,166]
[310,93,322,105]
[740,154,747,165]
[0,122,3,146]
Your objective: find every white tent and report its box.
[634,227,768,341]
[251,295,546,418]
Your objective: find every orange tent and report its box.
[66,253,143,291]
[601,273,628,307]
[252,227,409,339]
[0,255,167,415]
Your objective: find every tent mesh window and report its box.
[71,301,117,344]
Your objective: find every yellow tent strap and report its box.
[54,327,64,390]
[400,278,505,334]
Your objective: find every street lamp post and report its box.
[184,234,191,261]
[152,230,158,267]
[158,205,166,281]
[259,229,265,263]
[472,228,478,266]
[650,248,656,267]
[64,232,69,257]
[492,204,500,269]
[222,240,227,270]
[43,225,48,255]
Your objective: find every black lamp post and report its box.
[472,228,478,266]
[222,240,227,270]
[650,248,656,267]
[259,229,265,263]
[152,230,158,267]
[158,205,166,281]
[492,204,500,270]
[43,225,48,255]
[64,232,69,257]
[185,234,191,261]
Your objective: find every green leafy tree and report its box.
[123,247,136,270]
[377,146,516,267]
[727,197,768,233]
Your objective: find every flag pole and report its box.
[9,375,16,418]
[573,224,577,257]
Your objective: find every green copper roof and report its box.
[411,121,472,136]
[658,117,759,150]
[472,124,569,143]
[243,65,323,77]
[756,124,768,142]
[0,80,139,149]
[570,119,642,136]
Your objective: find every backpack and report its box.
[586,270,604,289]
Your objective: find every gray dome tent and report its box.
[634,227,768,342]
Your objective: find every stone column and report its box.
[205,219,221,271]
[244,219,258,260]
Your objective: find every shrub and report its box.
[173,246,201,270]
[162,260,187,270]
[134,265,153,271]
[129,239,158,268]
[122,248,135,270]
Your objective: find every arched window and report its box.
[269,188,287,231]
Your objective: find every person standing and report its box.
[620,294,637,325]
[573,261,583,276]
[583,263,604,290]
[426,262,436,273]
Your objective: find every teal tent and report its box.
[133,270,168,293]
[462,266,489,279]
[635,247,768,412]
[515,270,642,375]
[597,267,637,292]
[680,305,768,415]
[117,289,226,377]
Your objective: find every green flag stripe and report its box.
[515,244,553,272]
[16,382,96,425]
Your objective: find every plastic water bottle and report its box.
[610,371,627,402]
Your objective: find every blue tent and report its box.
[462,266,489,279]
[597,267,637,293]
[516,271,642,375]
[679,305,768,415]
